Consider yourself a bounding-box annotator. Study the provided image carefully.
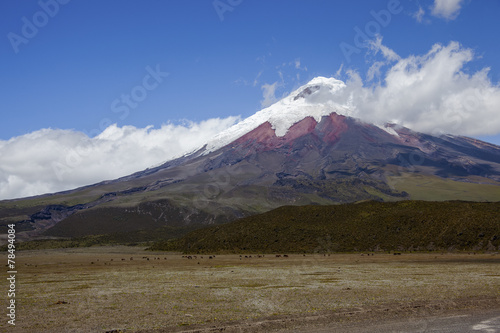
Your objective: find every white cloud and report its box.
[336,41,500,137]
[369,37,400,62]
[366,61,385,82]
[253,70,263,87]
[0,117,239,200]
[365,37,400,82]
[260,82,279,108]
[295,58,301,69]
[335,64,344,79]
[292,58,307,71]
[431,0,463,20]
[413,6,425,22]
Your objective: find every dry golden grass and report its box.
[2,246,499,332]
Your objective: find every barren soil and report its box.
[2,246,499,332]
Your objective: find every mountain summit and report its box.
[2,77,500,243]
[205,77,348,152]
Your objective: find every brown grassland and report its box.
[1,246,499,332]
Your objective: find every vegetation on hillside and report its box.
[149,200,500,253]
[1,225,199,251]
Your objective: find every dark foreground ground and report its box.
[2,246,499,332]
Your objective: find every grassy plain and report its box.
[2,246,499,332]
[388,173,500,202]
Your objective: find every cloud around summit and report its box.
[335,39,500,137]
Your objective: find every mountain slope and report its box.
[1,77,500,244]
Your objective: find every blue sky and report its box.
[1,0,500,199]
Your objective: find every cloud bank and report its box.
[0,117,239,200]
[335,39,500,137]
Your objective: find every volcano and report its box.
[2,77,500,244]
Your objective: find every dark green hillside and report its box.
[150,201,500,253]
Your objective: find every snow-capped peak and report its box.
[305,76,344,87]
[205,76,349,153]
